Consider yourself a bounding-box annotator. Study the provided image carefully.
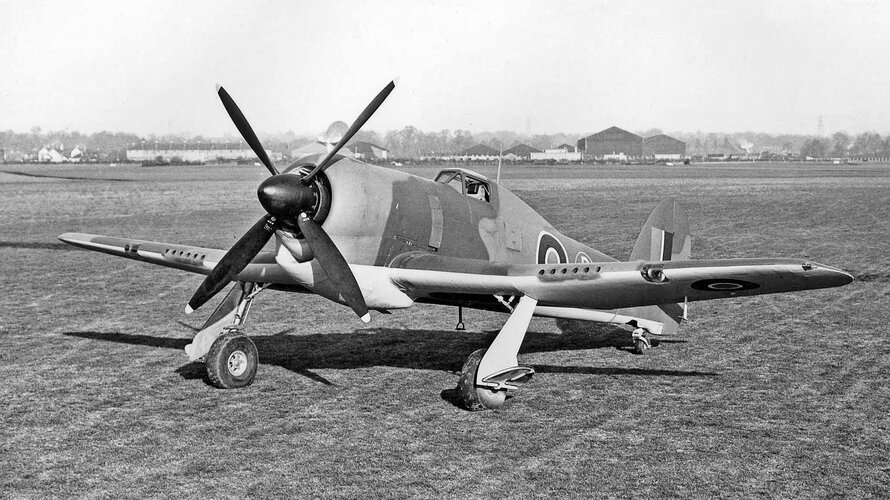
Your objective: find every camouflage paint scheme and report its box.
[59,154,853,327]
[313,157,611,267]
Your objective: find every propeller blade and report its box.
[302,80,395,184]
[216,85,279,176]
[296,213,370,322]
[186,216,277,313]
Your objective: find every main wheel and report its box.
[456,348,508,411]
[206,334,258,389]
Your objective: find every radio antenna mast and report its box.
[496,140,503,184]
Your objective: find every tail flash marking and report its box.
[660,230,674,261]
[650,227,675,261]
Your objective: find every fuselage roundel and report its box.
[536,231,568,264]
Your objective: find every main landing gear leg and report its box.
[184,281,265,389]
[456,295,538,411]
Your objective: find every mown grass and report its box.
[1,162,888,498]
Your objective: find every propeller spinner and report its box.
[186,81,395,321]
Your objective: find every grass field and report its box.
[2,162,889,498]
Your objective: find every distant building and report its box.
[37,147,66,163]
[68,146,83,163]
[642,134,686,160]
[530,147,582,162]
[346,141,388,161]
[457,144,500,161]
[577,126,643,158]
[126,142,283,163]
[502,143,541,160]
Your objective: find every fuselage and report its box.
[302,155,614,269]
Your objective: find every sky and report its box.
[3,0,890,137]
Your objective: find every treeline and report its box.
[0,128,323,162]
[369,127,890,159]
[672,130,890,158]
[4,126,890,161]
[376,127,580,158]
[797,132,890,158]
[1,128,142,161]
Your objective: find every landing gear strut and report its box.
[455,295,538,411]
[184,281,265,388]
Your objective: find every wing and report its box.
[388,252,854,310]
[58,233,295,285]
[59,234,853,312]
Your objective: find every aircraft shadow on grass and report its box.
[0,241,75,251]
[63,320,713,387]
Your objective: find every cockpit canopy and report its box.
[435,169,491,203]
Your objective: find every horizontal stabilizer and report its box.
[624,199,691,334]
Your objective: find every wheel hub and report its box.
[227,350,248,376]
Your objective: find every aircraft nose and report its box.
[257,174,316,218]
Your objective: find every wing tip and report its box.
[58,232,86,244]
[185,304,195,315]
[360,313,371,323]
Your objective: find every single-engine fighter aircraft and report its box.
[59,81,854,410]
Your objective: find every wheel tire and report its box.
[633,338,649,355]
[456,348,508,411]
[206,334,258,389]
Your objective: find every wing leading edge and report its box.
[57,233,293,284]
[59,234,853,313]
[388,252,853,311]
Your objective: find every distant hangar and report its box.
[643,134,685,160]
[577,126,685,160]
[577,126,642,159]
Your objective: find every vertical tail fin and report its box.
[629,198,691,262]
[620,199,692,335]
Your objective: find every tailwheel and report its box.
[632,328,651,355]
[206,333,258,389]
[456,349,508,411]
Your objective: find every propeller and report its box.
[298,213,369,322]
[186,216,277,313]
[186,81,395,321]
[216,85,279,176]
